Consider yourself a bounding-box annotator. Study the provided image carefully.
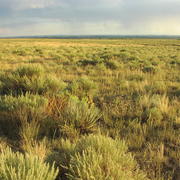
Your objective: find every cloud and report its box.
[0,28,11,34]
[145,17,180,35]
[0,0,57,10]
[0,0,180,36]
[0,0,122,11]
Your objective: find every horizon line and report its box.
[0,34,180,39]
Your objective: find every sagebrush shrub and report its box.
[21,139,49,160]
[67,77,97,98]
[0,147,59,180]
[0,65,66,95]
[47,135,148,180]
[59,96,101,138]
[46,138,75,178]
[0,93,48,138]
[14,65,44,77]
[77,59,100,66]
[67,135,148,180]
[0,93,48,112]
[105,59,120,70]
[142,65,157,73]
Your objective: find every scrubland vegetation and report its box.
[0,38,179,180]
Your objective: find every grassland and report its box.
[0,38,179,180]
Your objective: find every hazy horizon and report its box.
[0,0,180,37]
[1,35,180,39]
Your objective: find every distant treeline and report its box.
[1,35,180,39]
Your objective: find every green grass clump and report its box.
[59,96,101,138]
[0,147,59,180]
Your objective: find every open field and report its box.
[0,38,179,180]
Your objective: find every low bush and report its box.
[14,65,44,77]
[0,93,48,139]
[67,77,97,98]
[0,65,66,95]
[21,139,49,160]
[142,65,157,73]
[46,138,75,178]
[59,96,101,138]
[105,59,120,70]
[67,135,148,180]
[0,93,48,112]
[0,147,59,180]
[47,135,148,180]
[77,59,101,66]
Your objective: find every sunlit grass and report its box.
[0,38,179,180]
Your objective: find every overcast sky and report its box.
[0,0,180,36]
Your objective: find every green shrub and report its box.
[0,93,48,112]
[67,77,97,98]
[0,93,48,139]
[142,65,157,73]
[170,59,180,66]
[118,52,131,61]
[168,85,180,97]
[66,135,148,180]
[0,65,66,95]
[12,49,28,56]
[105,59,120,70]
[34,47,44,56]
[96,63,107,71]
[46,139,75,178]
[0,147,59,180]
[59,96,101,138]
[77,59,101,66]
[41,75,67,94]
[14,65,44,77]
[47,135,148,180]
[21,139,49,161]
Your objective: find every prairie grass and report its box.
[0,38,179,180]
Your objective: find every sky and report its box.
[0,0,180,36]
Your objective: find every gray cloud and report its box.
[0,0,180,36]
